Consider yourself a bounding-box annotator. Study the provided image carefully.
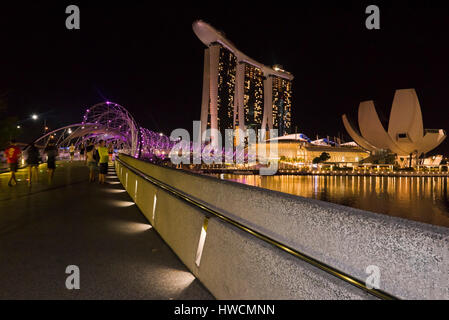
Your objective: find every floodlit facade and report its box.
[217,46,236,134]
[272,75,292,136]
[422,155,443,167]
[244,64,264,132]
[342,89,446,159]
[256,134,369,165]
[193,20,294,145]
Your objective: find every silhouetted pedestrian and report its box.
[4,139,21,187]
[27,142,40,186]
[86,144,97,182]
[45,140,58,184]
[79,143,85,162]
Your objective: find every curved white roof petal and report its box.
[388,89,424,143]
[342,114,379,152]
[420,130,447,154]
[358,101,406,153]
[343,89,446,156]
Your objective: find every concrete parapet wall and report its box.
[116,155,449,299]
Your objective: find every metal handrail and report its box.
[116,156,398,300]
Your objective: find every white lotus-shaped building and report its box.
[342,89,446,157]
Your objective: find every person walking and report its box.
[108,143,114,162]
[45,140,58,184]
[79,143,85,162]
[27,142,40,187]
[97,140,109,184]
[86,143,97,182]
[4,139,22,187]
[69,144,75,163]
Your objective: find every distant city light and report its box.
[31,114,38,120]
[17,125,21,129]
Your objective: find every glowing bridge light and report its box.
[195,218,209,267]
[152,194,157,221]
[103,188,127,194]
[110,200,135,208]
[110,221,152,234]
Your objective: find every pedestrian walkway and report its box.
[0,161,213,299]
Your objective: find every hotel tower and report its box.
[193,20,294,145]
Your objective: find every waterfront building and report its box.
[272,74,292,136]
[421,155,443,167]
[193,20,294,146]
[243,64,264,132]
[217,46,237,135]
[253,134,370,166]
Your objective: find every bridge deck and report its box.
[0,161,213,299]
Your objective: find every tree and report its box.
[313,152,331,164]
[0,92,19,149]
[0,117,19,148]
[320,152,331,162]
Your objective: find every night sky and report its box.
[2,2,449,154]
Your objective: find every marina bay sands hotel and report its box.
[193,21,294,144]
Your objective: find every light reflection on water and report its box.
[222,174,449,228]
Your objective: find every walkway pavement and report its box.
[0,161,213,299]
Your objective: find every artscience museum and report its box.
[342,89,446,167]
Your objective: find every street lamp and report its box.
[31,114,49,133]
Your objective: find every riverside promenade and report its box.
[0,161,213,299]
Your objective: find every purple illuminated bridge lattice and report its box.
[33,101,174,160]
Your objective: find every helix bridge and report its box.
[32,102,174,161]
[29,101,260,165]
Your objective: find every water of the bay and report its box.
[221,174,449,228]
